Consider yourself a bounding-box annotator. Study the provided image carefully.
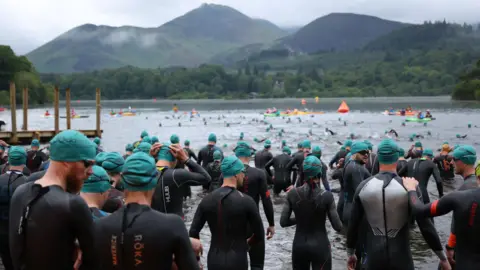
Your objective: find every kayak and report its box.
[60,115,89,119]
[405,117,435,122]
[284,111,324,116]
[264,113,280,117]
[383,111,418,116]
[120,112,136,116]
[41,115,53,118]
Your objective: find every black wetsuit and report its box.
[96,203,199,270]
[291,150,302,184]
[254,149,273,169]
[189,187,265,270]
[280,182,343,270]
[342,160,371,224]
[206,161,222,192]
[26,150,48,173]
[265,153,292,195]
[409,186,480,270]
[347,172,445,270]
[405,149,422,159]
[26,170,46,183]
[102,186,124,213]
[287,151,305,187]
[184,147,198,161]
[181,147,198,198]
[396,159,408,175]
[398,158,443,203]
[197,145,222,190]
[0,171,27,270]
[433,154,455,182]
[366,152,379,175]
[331,168,345,218]
[151,159,211,219]
[329,149,348,169]
[9,182,99,270]
[0,163,30,176]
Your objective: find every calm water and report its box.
[3,97,479,270]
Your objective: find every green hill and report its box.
[26,4,287,73]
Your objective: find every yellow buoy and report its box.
[315,97,319,103]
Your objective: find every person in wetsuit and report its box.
[434,142,455,184]
[96,152,125,213]
[254,140,273,169]
[396,148,408,173]
[306,146,330,191]
[25,139,48,173]
[291,143,303,185]
[124,143,134,159]
[189,155,265,270]
[79,165,111,220]
[331,157,346,218]
[405,141,423,159]
[287,139,312,188]
[170,134,192,200]
[95,152,201,270]
[365,140,379,175]
[265,146,292,195]
[280,155,343,270]
[197,133,222,191]
[0,144,7,166]
[398,148,443,203]
[133,130,149,149]
[0,147,28,270]
[151,142,211,219]
[206,150,223,191]
[184,140,198,161]
[9,130,99,270]
[134,141,152,155]
[346,139,449,270]
[329,140,352,169]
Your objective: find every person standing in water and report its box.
[254,140,273,169]
[197,133,222,191]
[280,155,343,270]
[265,146,292,196]
[95,152,201,270]
[189,155,265,270]
[364,140,379,175]
[9,130,99,270]
[405,141,423,159]
[434,142,455,185]
[96,152,125,213]
[329,140,352,169]
[346,139,449,270]
[287,140,312,188]
[396,148,408,173]
[206,150,223,191]
[307,146,330,191]
[183,140,198,161]
[79,165,111,220]
[26,139,48,173]
[124,143,134,159]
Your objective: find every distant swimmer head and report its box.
[422,149,434,160]
[235,141,252,159]
[31,139,40,151]
[344,140,353,151]
[208,133,217,144]
[213,150,223,161]
[8,146,27,167]
[81,165,111,202]
[151,136,159,144]
[170,134,180,144]
[49,130,97,193]
[453,145,477,174]
[264,140,272,149]
[377,139,400,165]
[140,130,149,139]
[303,156,323,181]
[240,132,244,140]
[221,155,246,188]
[184,139,190,146]
[157,142,176,167]
[101,152,125,175]
[282,146,291,155]
[121,152,158,198]
[93,137,101,146]
[351,141,369,164]
[312,146,322,159]
[134,142,152,155]
[125,143,134,153]
[142,136,152,144]
[282,140,287,147]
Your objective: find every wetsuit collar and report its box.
[6,170,23,175]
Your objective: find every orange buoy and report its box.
[337,100,350,113]
[301,99,306,105]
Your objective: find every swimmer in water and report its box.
[325,128,336,136]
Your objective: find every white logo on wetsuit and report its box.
[164,186,171,203]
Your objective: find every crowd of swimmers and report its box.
[0,128,477,270]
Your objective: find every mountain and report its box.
[26,4,287,73]
[282,26,302,34]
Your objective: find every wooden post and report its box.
[54,86,59,134]
[22,88,28,131]
[10,82,17,143]
[96,88,101,137]
[66,88,71,129]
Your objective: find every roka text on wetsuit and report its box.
[265,151,292,195]
[347,172,446,270]
[96,203,199,269]
[189,187,265,270]
[151,159,211,218]
[398,157,443,203]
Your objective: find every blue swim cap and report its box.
[235,141,252,157]
[122,152,158,191]
[208,133,217,143]
[170,134,180,144]
[157,142,176,162]
[297,142,303,148]
[414,141,423,148]
[282,140,286,146]
[240,132,244,140]
[100,152,125,173]
[8,146,27,166]
[133,142,152,154]
[351,141,369,155]
[81,165,111,193]
[377,139,400,165]
[95,152,108,165]
[312,146,322,159]
[31,139,40,148]
[453,145,476,165]
[364,140,373,151]
[50,130,96,162]
[303,156,322,179]
[398,147,405,157]
[221,156,245,178]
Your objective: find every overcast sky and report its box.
[1,0,479,54]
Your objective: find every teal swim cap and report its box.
[453,145,477,165]
[100,152,125,173]
[50,130,96,162]
[213,150,222,160]
[93,137,101,146]
[81,165,111,193]
[282,146,291,155]
[414,141,422,148]
[125,144,134,152]
[170,134,180,144]
[351,141,369,155]
[364,140,373,151]
[157,142,175,162]
[303,140,311,149]
[31,139,40,147]
[221,156,245,178]
[122,152,158,191]
[344,140,353,148]
[208,133,217,143]
[140,131,148,139]
[151,136,159,144]
[142,136,152,144]
[312,146,322,159]
[297,142,303,148]
[264,140,271,148]
[184,140,190,146]
[423,148,434,158]
[95,152,108,165]
[240,132,244,139]
[303,156,323,179]
[282,140,286,146]
[341,146,346,151]
[133,142,152,154]
[398,147,405,157]
[8,146,26,166]
[235,141,252,157]
[346,152,352,161]
[377,139,400,165]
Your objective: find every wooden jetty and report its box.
[0,82,103,145]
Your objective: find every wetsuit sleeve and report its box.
[280,192,296,227]
[70,197,99,270]
[321,166,330,191]
[189,200,207,239]
[171,216,200,270]
[173,159,212,187]
[264,158,274,177]
[397,162,408,177]
[408,190,458,218]
[188,149,198,161]
[331,169,342,180]
[431,163,444,197]
[259,171,275,227]
[245,196,265,247]
[324,191,343,232]
[286,155,298,172]
[346,180,367,255]
[196,149,203,165]
[329,152,340,168]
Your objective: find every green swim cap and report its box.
[142,136,152,144]
[235,141,252,157]
[414,141,422,148]
[133,142,152,154]
[303,156,322,179]
[341,146,346,151]
[453,145,477,165]
[312,146,322,159]
[95,152,108,165]
[122,152,158,191]
[264,140,271,148]
[50,130,96,162]
[213,150,222,160]
[297,142,303,148]
[93,137,101,146]
[303,140,311,149]
[344,140,353,148]
[81,165,111,193]
[31,139,40,147]
[8,146,27,166]
[221,156,245,178]
[364,140,373,151]
[170,134,180,144]
[157,142,175,162]
[282,146,291,155]
[240,132,244,139]
[351,141,369,155]
[184,140,190,146]
[208,133,217,143]
[151,136,159,144]
[282,140,286,146]
[398,147,405,157]
[423,148,434,158]
[100,152,125,173]
[377,139,400,164]
[125,144,134,152]
[140,131,148,139]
